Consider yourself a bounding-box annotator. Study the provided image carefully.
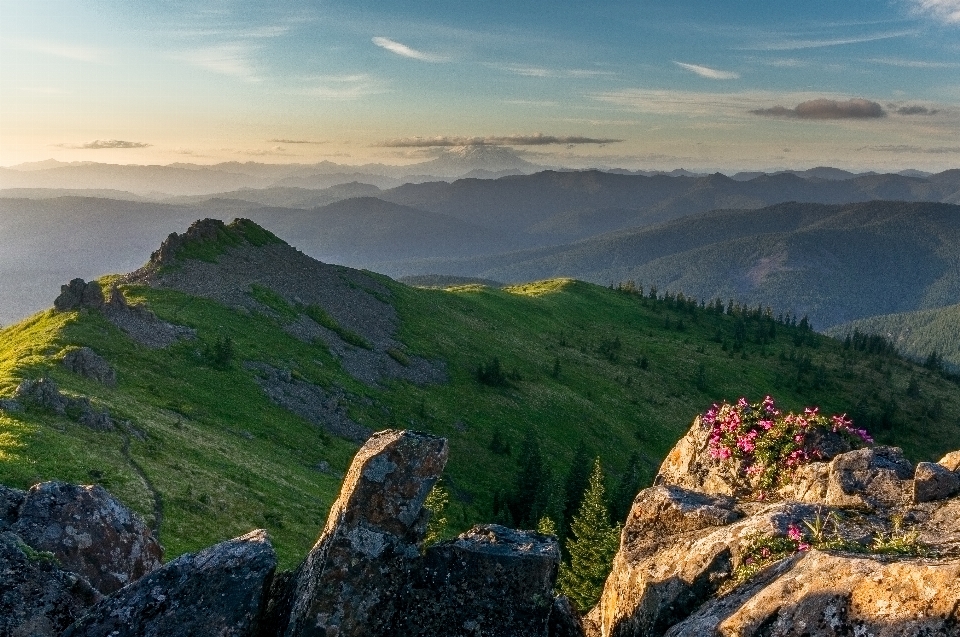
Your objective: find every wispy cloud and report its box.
[592,89,788,117]
[494,64,616,79]
[866,56,960,68]
[240,146,291,156]
[267,138,328,144]
[910,0,960,24]
[750,98,886,119]
[862,144,960,153]
[175,44,259,80]
[371,37,447,62]
[306,74,386,100]
[12,39,104,63]
[744,29,916,50]
[376,134,623,147]
[55,140,151,149]
[673,61,740,80]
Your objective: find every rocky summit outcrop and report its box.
[63,529,277,637]
[589,416,960,637]
[54,278,106,311]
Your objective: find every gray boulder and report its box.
[398,524,561,637]
[12,481,163,594]
[63,347,117,387]
[63,529,276,637]
[824,446,913,509]
[914,461,960,503]
[0,530,101,637]
[284,429,449,637]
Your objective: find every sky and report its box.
[1,0,958,172]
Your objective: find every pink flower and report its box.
[760,420,773,430]
[787,524,803,542]
[761,547,771,558]
[798,542,811,551]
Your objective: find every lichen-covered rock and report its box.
[654,416,746,497]
[776,461,830,503]
[594,489,820,637]
[12,481,163,594]
[63,529,276,637]
[0,531,101,637]
[284,429,449,637]
[0,484,25,531]
[825,446,913,509]
[664,550,960,636]
[397,524,561,637]
[63,347,117,387]
[917,496,960,552]
[54,278,105,311]
[939,450,960,472]
[914,461,960,503]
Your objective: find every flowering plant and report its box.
[703,396,873,491]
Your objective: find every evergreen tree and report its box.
[612,452,644,523]
[423,480,449,546]
[558,458,621,612]
[563,442,592,530]
[508,430,550,527]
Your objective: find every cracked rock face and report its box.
[63,529,276,637]
[284,429,449,637]
[12,481,163,595]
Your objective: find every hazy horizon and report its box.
[2,1,959,173]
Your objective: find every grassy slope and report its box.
[4,260,960,569]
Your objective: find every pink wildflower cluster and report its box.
[704,396,872,490]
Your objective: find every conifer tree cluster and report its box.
[557,458,621,612]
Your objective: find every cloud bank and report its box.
[376,134,622,147]
[750,98,886,119]
[673,62,740,80]
[372,37,447,62]
[895,105,939,115]
[57,140,151,149]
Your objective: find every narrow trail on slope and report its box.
[120,427,164,542]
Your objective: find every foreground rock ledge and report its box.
[63,529,276,637]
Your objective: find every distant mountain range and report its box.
[407,200,960,330]
[0,147,546,196]
[3,165,960,331]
